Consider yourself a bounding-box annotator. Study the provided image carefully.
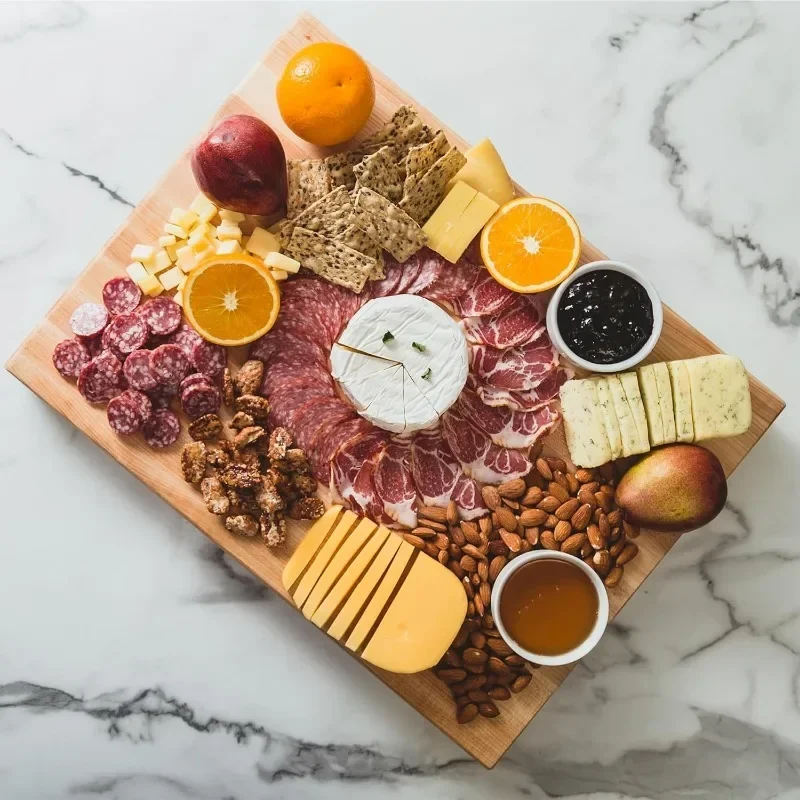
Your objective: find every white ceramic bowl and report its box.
[490,550,609,667]
[545,260,663,373]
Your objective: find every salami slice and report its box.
[179,372,215,395]
[150,344,191,385]
[139,297,182,336]
[77,350,123,403]
[102,276,142,315]
[123,350,158,391]
[70,303,109,338]
[191,340,227,377]
[81,333,103,358]
[146,383,179,409]
[180,382,221,419]
[106,389,152,435]
[167,321,204,358]
[142,408,181,448]
[102,312,149,357]
[53,338,91,379]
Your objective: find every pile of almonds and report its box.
[404,451,640,724]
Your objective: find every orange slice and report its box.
[480,197,581,293]
[182,254,280,346]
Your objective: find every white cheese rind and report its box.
[685,354,751,440]
[620,372,650,451]
[330,345,403,419]
[559,380,612,468]
[402,371,440,433]
[667,360,694,442]
[594,377,623,460]
[607,375,649,457]
[637,365,665,447]
[653,362,677,443]
[361,371,406,433]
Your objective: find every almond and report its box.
[469,631,487,650]
[411,526,436,538]
[421,519,448,532]
[561,532,587,556]
[524,526,540,547]
[433,533,450,550]
[545,456,567,473]
[609,537,626,558]
[478,701,500,718]
[553,519,572,542]
[457,703,479,724]
[418,505,448,524]
[481,485,501,510]
[605,565,624,587]
[449,543,463,560]
[467,600,475,617]
[487,638,513,657]
[460,555,477,573]
[577,485,598,509]
[540,531,559,550]
[495,506,518,532]
[566,473,580,495]
[545,514,559,529]
[587,524,605,550]
[449,560,466,580]
[519,508,548,527]
[575,468,595,483]
[537,495,561,513]
[606,508,623,526]
[547,481,570,504]
[498,477,526,499]
[571,503,593,531]
[438,549,449,565]
[553,470,570,491]
[437,668,467,684]
[555,498,580,520]
[477,560,489,582]
[446,500,459,525]
[444,649,462,668]
[595,491,613,512]
[499,529,522,553]
[403,533,426,550]
[488,686,511,701]
[521,486,544,507]
[510,673,532,693]
[467,689,490,703]
[598,513,611,538]
[488,656,512,678]
[592,549,611,576]
[460,521,482,546]
[462,647,488,665]
[424,542,439,559]
[474,593,485,617]
[462,543,488,561]
[610,526,622,543]
[479,581,491,607]
[600,483,615,497]
[479,515,493,537]
[623,520,641,539]
[450,524,467,547]
[462,577,474,599]
[503,498,520,512]
[581,540,593,558]
[616,542,639,566]
[535,457,553,480]
[504,654,526,668]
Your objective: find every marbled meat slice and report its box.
[305,401,357,453]
[167,321,204,358]
[139,296,182,336]
[373,437,417,528]
[392,252,425,294]
[142,408,181,448]
[180,372,216,395]
[181,382,221,419]
[410,426,461,507]
[460,295,547,349]
[260,359,334,398]
[106,389,152,435]
[475,367,571,411]
[450,270,518,318]
[102,312,149,357]
[332,429,389,507]
[53,338,91,379]
[420,257,481,303]
[402,248,447,296]
[268,385,337,430]
[150,344,191,385]
[70,303,109,338]
[191,340,227,377]
[250,321,330,366]
[123,350,159,391]
[280,277,350,347]
[146,383,179,409]
[469,341,559,391]
[441,408,531,483]
[310,417,373,484]
[364,261,403,299]
[450,474,488,521]
[77,350,123,403]
[347,455,390,525]
[293,398,354,453]
[455,386,560,448]
[102,276,142,315]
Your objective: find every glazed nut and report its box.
[233,394,270,420]
[200,476,229,515]
[233,425,266,450]
[188,414,223,441]
[224,513,259,537]
[233,359,264,396]
[181,441,207,483]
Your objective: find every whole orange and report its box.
[276,42,375,147]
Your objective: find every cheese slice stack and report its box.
[560,355,751,467]
[281,506,467,674]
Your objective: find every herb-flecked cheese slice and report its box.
[667,360,694,442]
[559,379,612,468]
[685,354,751,440]
[619,372,650,451]
[653,362,677,443]
[637,364,665,447]
[607,375,649,457]
[594,377,623,460]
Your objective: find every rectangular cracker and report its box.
[282,185,353,242]
[404,131,449,195]
[325,150,369,191]
[360,105,433,152]
[337,224,385,280]
[284,226,376,294]
[351,187,428,263]
[286,159,332,218]
[398,146,467,224]
[353,145,403,203]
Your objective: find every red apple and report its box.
[191,114,287,215]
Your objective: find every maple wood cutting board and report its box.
[5,13,785,768]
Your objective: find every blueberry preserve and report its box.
[556,270,653,364]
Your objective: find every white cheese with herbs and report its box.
[637,365,665,447]
[667,360,694,442]
[594,377,622,460]
[653,362,677,443]
[607,375,649,457]
[620,371,650,451]
[559,380,612,468]
[685,354,751,440]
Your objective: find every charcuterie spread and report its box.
[8,16,783,767]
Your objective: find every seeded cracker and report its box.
[338,224,385,280]
[351,187,428,263]
[285,226,376,293]
[286,159,332,218]
[360,105,433,151]
[404,131,449,195]
[353,145,403,203]
[325,150,369,191]
[281,186,352,242]
[399,146,467,224]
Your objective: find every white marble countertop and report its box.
[1,2,798,797]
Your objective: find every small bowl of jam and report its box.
[546,260,663,373]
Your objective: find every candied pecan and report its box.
[264,466,290,493]
[235,449,261,471]
[222,368,235,407]
[234,425,266,450]
[285,448,311,473]
[288,496,325,520]
[226,487,259,514]
[268,427,293,461]
[229,411,255,431]
[291,474,318,496]
[225,514,259,537]
[200,477,230,515]
[219,462,261,489]
[205,440,233,468]
[255,476,284,514]
[181,441,207,483]
[234,394,269,420]
[233,360,264,397]
[188,414,222,441]
[260,512,286,547]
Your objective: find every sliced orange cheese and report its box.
[345,539,415,653]
[301,517,378,620]
[311,524,391,629]
[361,551,467,673]
[326,533,403,642]
[281,505,343,592]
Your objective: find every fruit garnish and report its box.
[276,42,375,147]
[182,254,280,346]
[480,197,581,294]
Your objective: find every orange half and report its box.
[480,197,581,293]
[182,254,280,346]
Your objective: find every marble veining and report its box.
[1,2,798,798]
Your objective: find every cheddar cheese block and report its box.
[282,505,343,591]
[637,365,665,447]
[446,138,515,205]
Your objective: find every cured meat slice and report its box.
[107,389,152,435]
[146,383,179,409]
[451,271,518,318]
[181,382,221,419]
[461,296,547,349]
[374,437,417,528]
[70,303,109,338]
[123,349,158,391]
[167,321,203,358]
[179,372,215,395]
[102,276,142,315]
[455,386,560,448]
[365,262,403,299]
[475,367,571,411]
[403,249,447,296]
[268,385,336,430]
[150,344,191,385]
[78,350,123,403]
[451,474,488,521]
[347,457,389,524]
[441,408,531,483]
[191,340,226,377]
[332,429,389,503]
[139,297,182,336]
[250,322,329,367]
[102,312,149,357]
[305,401,357,454]
[421,257,481,303]
[470,341,558,391]
[310,417,373,483]
[81,333,103,358]
[142,408,181,448]
[53,338,91,379]
[293,398,354,453]
[280,279,347,347]
[410,426,461,507]
[392,253,425,295]
[260,360,334,399]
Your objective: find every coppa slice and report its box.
[637,365,665,447]
[594,377,622,460]
[282,506,344,592]
[653,362,677,444]
[607,374,649,457]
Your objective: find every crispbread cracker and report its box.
[286,159,331,218]
[353,145,404,203]
[338,224,385,280]
[285,227,376,294]
[351,187,428,263]
[360,105,433,151]
[399,147,467,224]
[404,132,449,195]
[325,150,368,190]
[282,185,353,241]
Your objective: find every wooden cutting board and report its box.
[5,13,784,768]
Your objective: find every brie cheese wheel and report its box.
[335,295,469,433]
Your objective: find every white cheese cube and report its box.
[189,193,218,224]
[158,235,177,249]
[130,244,155,265]
[270,268,289,281]
[126,262,148,283]
[190,237,214,256]
[217,224,242,242]
[159,266,184,291]
[169,207,199,232]
[165,242,180,262]
[176,246,197,273]
[559,380,612,468]
[188,222,215,244]
[173,290,184,307]
[667,360,694,442]
[163,223,188,239]
[594,377,622,460]
[619,372,650,450]
[219,209,246,223]
[607,375,649,458]
[637,364,665,447]
[216,239,242,255]
[653,363,676,443]
[685,354,751,440]
[265,251,300,273]
[147,248,172,275]
[246,226,281,259]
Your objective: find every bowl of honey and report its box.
[490,550,609,666]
